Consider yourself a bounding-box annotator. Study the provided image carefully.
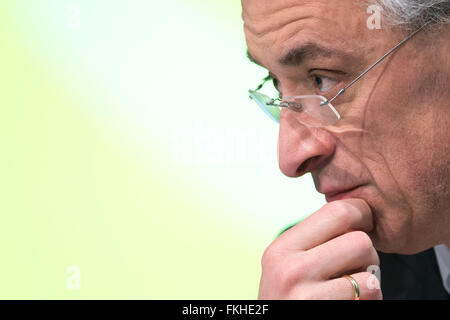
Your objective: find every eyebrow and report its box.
[246,50,263,67]
[247,42,356,68]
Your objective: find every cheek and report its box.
[405,115,450,209]
[363,99,423,195]
[362,80,450,214]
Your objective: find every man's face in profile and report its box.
[242,0,450,254]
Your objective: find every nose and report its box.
[278,109,336,177]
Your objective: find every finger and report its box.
[276,198,373,251]
[306,231,379,280]
[319,272,383,300]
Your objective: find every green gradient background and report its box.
[0,0,325,299]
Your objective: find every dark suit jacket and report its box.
[378,248,450,299]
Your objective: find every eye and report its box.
[270,76,283,98]
[272,77,279,90]
[313,75,338,94]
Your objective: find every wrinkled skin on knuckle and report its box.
[323,199,372,231]
[261,242,281,268]
[259,262,293,298]
[260,251,312,299]
[328,204,357,232]
[350,230,374,253]
[349,231,380,269]
[276,262,302,293]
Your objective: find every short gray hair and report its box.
[372,0,450,29]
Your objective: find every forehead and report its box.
[242,0,371,70]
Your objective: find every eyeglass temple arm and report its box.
[320,21,431,106]
[254,75,272,91]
